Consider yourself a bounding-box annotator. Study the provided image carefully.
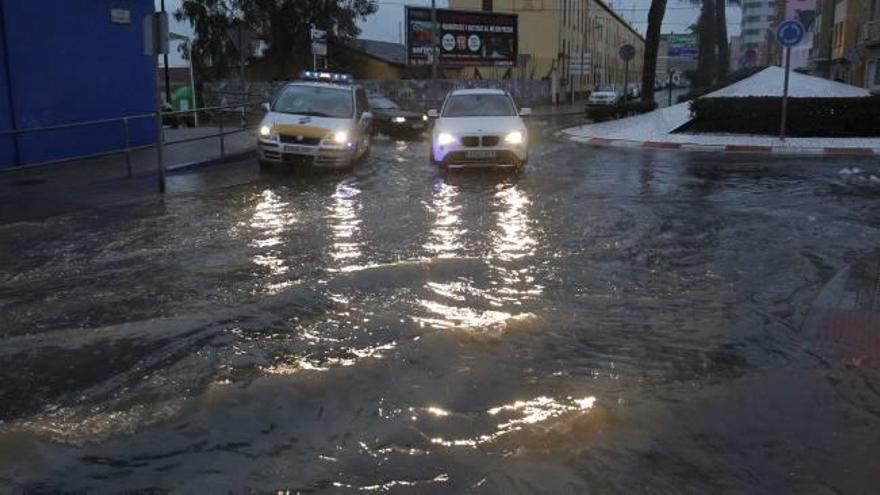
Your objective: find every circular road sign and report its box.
[619,44,636,61]
[776,20,805,47]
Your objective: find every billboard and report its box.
[406,7,518,67]
[784,0,817,69]
[667,33,697,59]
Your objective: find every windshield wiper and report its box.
[274,110,333,117]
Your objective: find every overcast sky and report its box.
[160,0,741,49]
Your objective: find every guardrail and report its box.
[0,101,264,184]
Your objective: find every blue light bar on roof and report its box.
[298,70,353,84]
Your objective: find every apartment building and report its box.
[447,0,644,100]
[740,0,777,66]
[862,0,880,91]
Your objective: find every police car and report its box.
[258,71,372,169]
[429,88,530,169]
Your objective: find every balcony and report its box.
[865,20,880,47]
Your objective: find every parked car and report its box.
[428,88,530,169]
[624,83,641,100]
[586,85,621,106]
[257,71,372,170]
[368,95,429,138]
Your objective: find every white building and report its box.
[739,0,777,66]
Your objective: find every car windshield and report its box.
[368,97,399,110]
[596,85,616,92]
[442,94,516,117]
[272,85,353,118]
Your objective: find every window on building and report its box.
[563,0,567,25]
[482,0,493,11]
[873,59,880,85]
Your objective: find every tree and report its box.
[177,0,378,79]
[715,0,730,80]
[641,0,668,103]
[694,0,718,87]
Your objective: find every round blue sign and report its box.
[776,20,805,47]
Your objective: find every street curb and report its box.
[561,132,880,157]
[167,148,257,173]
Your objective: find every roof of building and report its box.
[344,39,407,66]
[591,0,645,43]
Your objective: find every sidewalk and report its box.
[561,102,880,156]
[0,126,256,224]
[0,126,255,190]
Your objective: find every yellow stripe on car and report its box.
[274,124,330,139]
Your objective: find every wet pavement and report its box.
[1,130,880,493]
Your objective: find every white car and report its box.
[429,89,530,169]
[257,72,372,170]
[587,85,621,106]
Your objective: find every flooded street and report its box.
[2,136,880,493]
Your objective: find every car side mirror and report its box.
[519,107,532,117]
[261,102,270,112]
[361,111,372,121]
[427,109,439,119]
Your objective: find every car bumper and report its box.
[258,140,356,168]
[433,141,527,168]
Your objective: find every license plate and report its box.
[465,150,496,159]
[283,144,317,155]
[411,123,424,129]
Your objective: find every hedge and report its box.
[687,96,880,137]
[587,100,658,122]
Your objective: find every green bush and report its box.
[687,96,880,137]
[587,100,658,122]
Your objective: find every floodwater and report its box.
[1,137,880,493]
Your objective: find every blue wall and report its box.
[0,0,156,168]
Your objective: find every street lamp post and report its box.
[161,0,171,105]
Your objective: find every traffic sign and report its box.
[619,44,636,61]
[776,20,805,47]
[311,28,327,56]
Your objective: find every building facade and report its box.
[0,0,156,168]
[739,0,777,66]
[447,0,644,101]
[860,0,880,91]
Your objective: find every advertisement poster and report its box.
[785,0,817,69]
[406,7,518,67]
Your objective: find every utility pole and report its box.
[161,0,171,106]
[431,0,438,80]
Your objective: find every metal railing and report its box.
[0,100,264,179]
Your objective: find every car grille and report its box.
[481,135,500,146]
[461,136,480,147]
[460,135,501,147]
[279,135,322,145]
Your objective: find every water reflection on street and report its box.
[1,139,880,492]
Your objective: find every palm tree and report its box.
[715,0,734,80]
[641,0,668,103]
[695,0,718,87]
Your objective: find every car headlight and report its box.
[437,132,455,145]
[259,125,272,137]
[422,115,428,121]
[392,116,406,124]
[504,131,524,144]
[333,130,349,144]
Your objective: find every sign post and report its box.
[311,28,327,70]
[144,12,169,193]
[619,44,635,100]
[775,20,805,141]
